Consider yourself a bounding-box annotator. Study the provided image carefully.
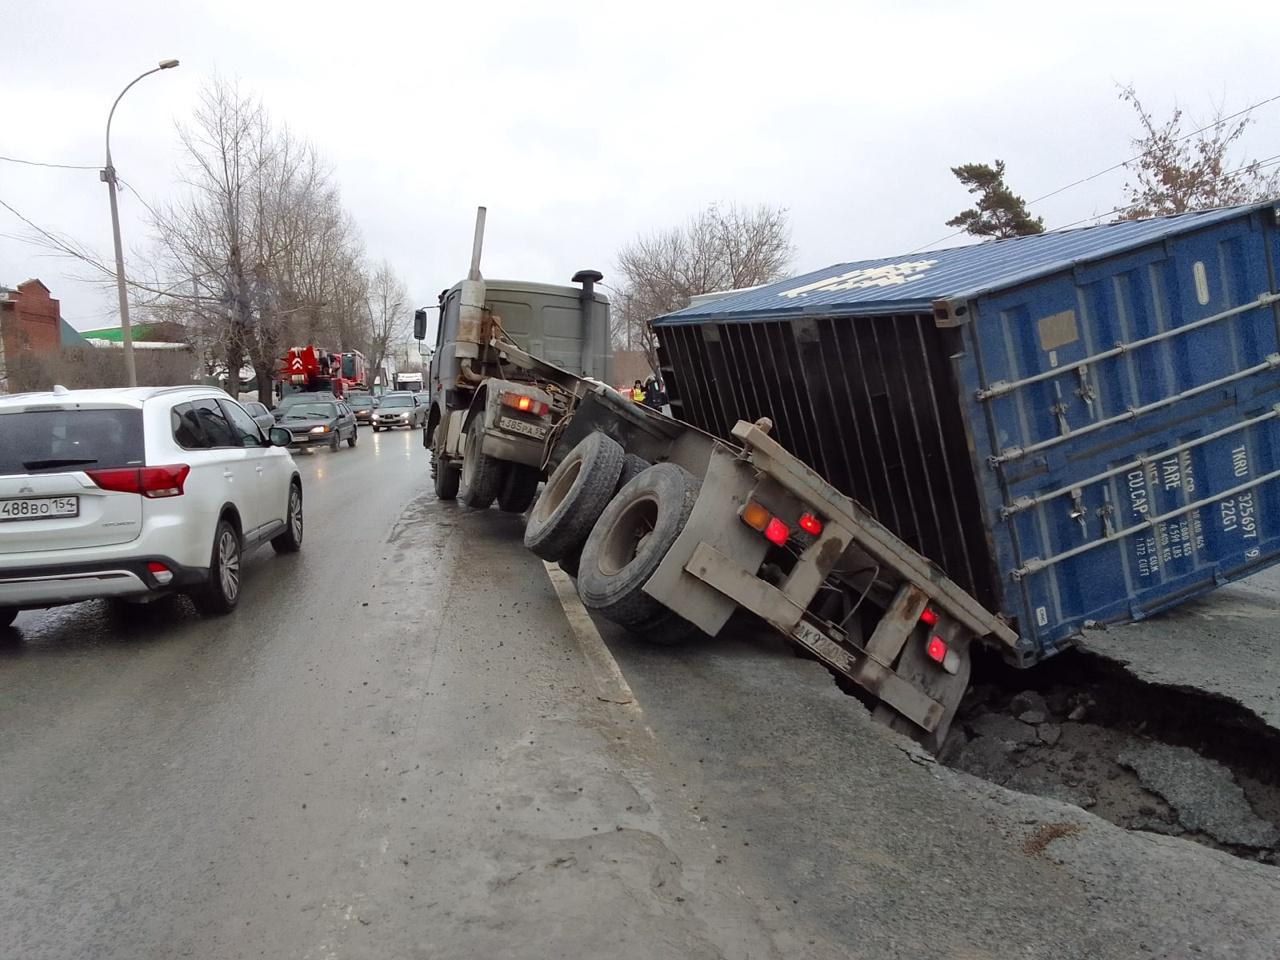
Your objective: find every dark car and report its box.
[273,392,333,421]
[277,399,358,451]
[372,393,426,431]
[346,392,378,425]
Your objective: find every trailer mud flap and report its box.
[685,541,946,733]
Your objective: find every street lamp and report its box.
[101,58,179,387]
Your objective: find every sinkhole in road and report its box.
[935,647,1280,864]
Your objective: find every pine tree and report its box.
[946,160,1045,239]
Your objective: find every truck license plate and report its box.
[499,417,547,439]
[0,496,80,522]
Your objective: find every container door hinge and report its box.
[1075,365,1096,415]
[1096,502,1116,537]
[1068,489,1087,537]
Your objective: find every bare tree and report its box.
[1118,86,1280,220]
[364,260,409,394]
[615,203,793,373]
[146,77,372,402]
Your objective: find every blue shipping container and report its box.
[651,202,1280,663]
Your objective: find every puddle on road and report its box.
[936,648,1280,865]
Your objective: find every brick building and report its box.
[0,279,87,392]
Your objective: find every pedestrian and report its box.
[643,377,663,410]
[631,379,645,403]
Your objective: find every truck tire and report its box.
[433,451,460,501]
[498,464,540,513]
[576,462,700,630]
[617,454,650,492]
[459,416,508,508]
[524,432,624,561]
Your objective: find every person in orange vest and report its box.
[630,379,645,403]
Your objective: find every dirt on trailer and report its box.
[937,647,1280,864]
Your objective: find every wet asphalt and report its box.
[2,424,1279,959]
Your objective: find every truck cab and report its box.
[418,210,611,512]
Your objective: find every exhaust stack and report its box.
[457,206,488,358]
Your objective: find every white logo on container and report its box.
[779,260,938,299]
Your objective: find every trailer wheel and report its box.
[459,416,508,509]
[432,451,460,501]
[524,432,624,561]
[576,462,701,631]
[617,454,650,492]
[498,464,540,513]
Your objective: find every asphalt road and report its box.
[3,423,1279,959]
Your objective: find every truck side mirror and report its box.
[414,308,427,341]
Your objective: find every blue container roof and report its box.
[653,202,1273,325]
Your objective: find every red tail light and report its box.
[88,464,190,498]
[146,561,174,585]
[500,391,549,417]
[798,513,823,535]
[764,517,790,546]
[926,636,947,663]
[919,607,938,626]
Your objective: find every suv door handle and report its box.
[223,469,235,480]
[255,465,264,474]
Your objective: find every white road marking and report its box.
[543,561,639,710]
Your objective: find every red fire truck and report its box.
[279,347,368,397]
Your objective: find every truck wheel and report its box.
[617,454,650,492]
[459,416,508,508]
[524,432,624,561]
[433,451,461,501]
[498,464,540,513]
[576,462,701,630]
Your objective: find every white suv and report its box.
[0,386,303,625]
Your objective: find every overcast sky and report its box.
[2,0,1277,332]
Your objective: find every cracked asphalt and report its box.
[2,427,1279,958]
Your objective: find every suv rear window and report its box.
[0,407,145,476]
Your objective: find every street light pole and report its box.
[102,58,179,387]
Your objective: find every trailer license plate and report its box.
[499,417,547,439]
[0,496,80,522]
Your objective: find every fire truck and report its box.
[279,346,368,397]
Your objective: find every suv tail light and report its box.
[88,464,190,498]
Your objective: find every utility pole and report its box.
[102,59,179,387]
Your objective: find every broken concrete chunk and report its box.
[1018,709,1049,726]
[1117,741,1280,849]
[1010,690,1049,719]
[970,713,1039,745]
[1067,705,1088,722]
[1038,723,1062,746]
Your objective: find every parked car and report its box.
[346,392,378,425]
[0,385,303,624]
[241,400,275,434]
[276,398,358,450]
[372,392,426,431]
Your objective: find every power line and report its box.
[909,90,1280,253]
[1050,153,1280,232]
[0,154,99,171]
